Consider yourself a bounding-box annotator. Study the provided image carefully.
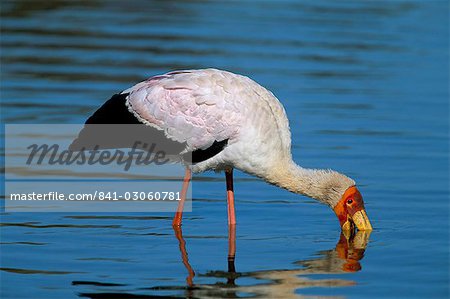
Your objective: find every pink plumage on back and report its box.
[123,69,291,160]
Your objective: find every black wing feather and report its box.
[70,93,228,164]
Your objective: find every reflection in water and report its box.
[79,227,370,299]
[173,226,195,287]
[298,230,370,274]
[192,228,370,299]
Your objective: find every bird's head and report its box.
[299,169,373,232]
[333,186,372,232]
[269,165,373,232]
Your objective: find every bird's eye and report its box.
[347,199,353,205]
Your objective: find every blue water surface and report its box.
[1,1,449,298]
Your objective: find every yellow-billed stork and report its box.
[73,68,372,231]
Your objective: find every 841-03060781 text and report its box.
[96,191,181,201]
[9,191,182,201]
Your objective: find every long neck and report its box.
[263,158,354,208]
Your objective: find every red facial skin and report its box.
[333,186,366,227]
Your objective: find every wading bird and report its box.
[72,68,372,231]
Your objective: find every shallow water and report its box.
[1,1,449,298]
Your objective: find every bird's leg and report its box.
[226,168,237,279]
[225,168,236,225]
[173,225,195,286]
[172,168,192,227]
[228,224,236,274]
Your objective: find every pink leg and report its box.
[172,168,192,227]
[228,224,236,273]
[226,169,236,225]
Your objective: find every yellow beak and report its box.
[351,210,373,231]
[341,209,373,232]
